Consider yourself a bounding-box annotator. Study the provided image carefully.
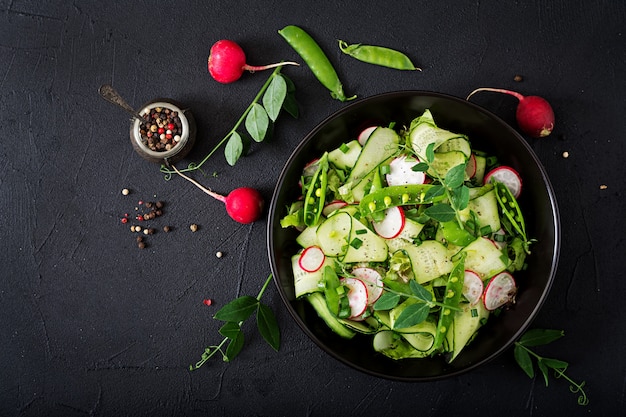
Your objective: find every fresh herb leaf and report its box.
[373,292,400,310]
[245,103,270,142]
[518,328,564,347]
[214,295,259,322]
[411,162,429,172]
[425,142,435,163]
[191,275,280,370]
[262,74,287,121]
[257,303,280,351]
[224,330,245,361]
[219,321,242,339]
[514,329,589,406]
[445,163,467,189]
[393,302,430,329]
[424,203,456,222]
[409,280,432,302]
[225,132,244,166]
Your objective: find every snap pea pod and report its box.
[358,184,442,217]
[338,40,421,71]
[493,182,527,240]
[279,25,355,102]
[303,153,329,227]
[432,253,466,351]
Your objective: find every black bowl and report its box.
[267,91,560,381]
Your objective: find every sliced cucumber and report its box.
[347,127,400,188]
[343,216,388,263]
[292,254,327,297]
[467,188,501,233]
[473,154,487,183]
[296,224,320,248]
[448,302,489,362]
[305,293,355,339]
[403,240,454,284]
[462,237,510,279]
[436,137,471,158]
[328,139,362,170]
[428,151,467,179]
[316,211,352,257]
[410,120,464,156]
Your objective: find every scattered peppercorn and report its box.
[216,251,223,258]
[163,226,171,232]
[122,188,130,195]
[600,184,608,190]
[190,224,198,232]
[514,74,523,82]
[203,299,213,306]
[138,241,146,249]
[562,151,569,158]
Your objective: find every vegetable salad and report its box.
[280,109,532,362]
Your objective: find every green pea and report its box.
[338,40,421,71]
[279,25,356,102]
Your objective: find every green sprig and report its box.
[190,274,280,370]
[514,329,589,406]
[161,66,297,178]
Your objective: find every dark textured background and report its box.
[1,0,624,415]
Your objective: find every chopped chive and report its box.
[471,308,478,317]
[388,121,396,129]
[493,233,506,242]
[380,164,391,175]
[355,229,367,235]
[480,225,493,236]
[350,238,363,249]
[339,143,350,153]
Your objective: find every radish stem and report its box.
[466,87,524,101]
[244,62,299,72]
[170,164,226,203]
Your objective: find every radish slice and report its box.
[465,153,477,178]
[341,278,369,318]
[484,166,522,198]
[462,270,483,305]
[352,267,384,304]
[298,246,325,273]
[483,271,517,311]
[372,206,406,239]
[358,126,377,146]
[385,155,427,186]
[322,200,347,217]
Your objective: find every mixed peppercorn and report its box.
[139,106,183,152]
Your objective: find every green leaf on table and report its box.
[543,357,569,371]
[393,303,430,329]
[262,74,287,121]
[537,358,550,386]
[224,330,245,362]
[214,295,259,322]
[373,292,400,310]
[225,132,243,166]
[518,329,564,347]
[514,345,534,378]
[424,203,456,222]
[219,321,242,339]
[245,103,269,142]
[257,303,280,351]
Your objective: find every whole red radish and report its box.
[467,87,555,138]
[171,167,264,224]
[208,39,298,84]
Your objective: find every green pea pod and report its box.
[303,153,329,226]
[279,25,356,102]
[359,184,443,217]
[432,252,466,351]
[338,40,421,71]
[493,182,527,240]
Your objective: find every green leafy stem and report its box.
[514,329,589,406]
[161,65,297,178]
[190,274,280,370]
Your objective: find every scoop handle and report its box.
[98,84,145,121]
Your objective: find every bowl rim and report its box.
[267,90,560,381]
